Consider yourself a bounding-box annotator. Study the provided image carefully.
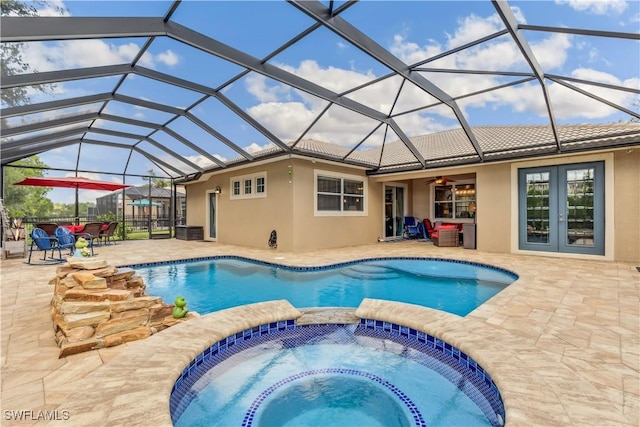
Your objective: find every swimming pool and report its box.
[137,256,517,316]
[170,322,505,427]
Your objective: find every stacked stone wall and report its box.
[49,258,195,357]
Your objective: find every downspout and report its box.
[171,178,176,238]
[148,176,152,239]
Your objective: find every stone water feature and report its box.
[49,258,196,358]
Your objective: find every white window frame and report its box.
[256,176,266,194]
[232,180,241,196]
[314,170,367,216]
[432,181,476,221]
[230,172,267,200]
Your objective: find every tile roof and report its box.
[236,123,640,172]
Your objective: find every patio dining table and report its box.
[63,224,85,234]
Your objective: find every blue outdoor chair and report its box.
[54,227,76,257]
[403,217,421,239]
[27,227,67,264]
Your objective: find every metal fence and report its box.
[18,215,186,241]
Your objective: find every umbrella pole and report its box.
[75,187,79,225]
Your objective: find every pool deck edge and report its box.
[1,239,637,427]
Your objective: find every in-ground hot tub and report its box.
[170,321,505,427]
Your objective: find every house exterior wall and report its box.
[186,161,294,250]
[613,149,640,263]
[184,147,639,263]
[185,158,380,252]
[476,163,511,253]
[290,160,381,252]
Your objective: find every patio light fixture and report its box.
[213,186,222,194]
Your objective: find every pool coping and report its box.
[124,254,519,283]
[40,297,578,427]
[9,242,633,427]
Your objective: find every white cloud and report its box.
[18,1,632,158]
[390,34,442,66]
[445,12,506,48]
[35,0,69,17]
[22,40,137,72]
[278,59,376,94]
[243,142,275,154]
[21,40,179,76]
[139,49,180,68]
[457,69,639,121]
[156,50,179,67]
[241,3,629,144]
[555,0,628,14]
[529,33,572,69]
[245,74,290,103]
[248,101,317,143]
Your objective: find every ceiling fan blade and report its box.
[425,176,456,185]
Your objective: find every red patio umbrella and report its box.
[14,176,131,223]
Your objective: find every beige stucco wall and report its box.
[185,161,294,250]
[475,163,512,253]
[290,160,381,252]
[185,148,639,262]
[185,158,379,252]
[613,149,640,263]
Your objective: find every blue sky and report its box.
[5,0,640,204]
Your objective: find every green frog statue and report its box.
[74,237,91,257]
[172,296,189,319]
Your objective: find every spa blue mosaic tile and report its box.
[170,321,506,427]
[242,368,426,427]
[359,318,505,426]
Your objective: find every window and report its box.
[256,176,265,194]
[315,170,366,215]
[230,172,267,199]
[434,183,475,219]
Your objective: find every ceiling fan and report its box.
[424,176,456,185]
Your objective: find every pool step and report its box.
[297,308,359,325]
[341,265,400,280]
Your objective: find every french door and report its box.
[518,161,604,255]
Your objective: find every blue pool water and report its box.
[138,257,516,316]
[171,324,505,427]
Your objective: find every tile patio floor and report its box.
[1,239,638,426]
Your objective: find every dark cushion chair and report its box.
[99,221,119,245]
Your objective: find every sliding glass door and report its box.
[384,185,405,238]
[519,162,604,255]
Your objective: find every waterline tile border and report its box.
[120,255,518,281]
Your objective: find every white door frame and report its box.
[205,190,218,241]
[383,182,409,238]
